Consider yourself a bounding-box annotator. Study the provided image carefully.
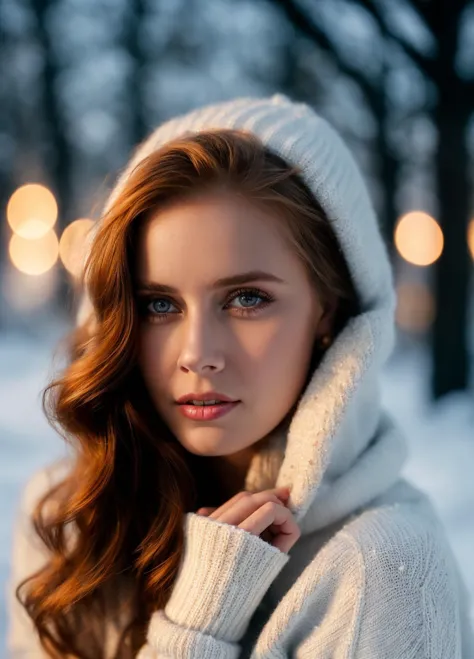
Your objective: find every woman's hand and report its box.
[196,486,300,553]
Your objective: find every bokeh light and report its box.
[396,281,436,334]
[394,211,444,266]
[9,230,59,275]
[468,219,474,260]
[6,184,58,239]
[59,218,95,277]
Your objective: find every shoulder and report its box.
[7,459,74,655]
[334,499,462,657]
[9,458,72,591]
[303,488,450,578]
[13,457,74,557]
[287,502,463,658]
[338,495,456,580]
[19,457,73,513]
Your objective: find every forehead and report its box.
[134,192,295,284]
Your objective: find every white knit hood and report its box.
[76,93,409,537]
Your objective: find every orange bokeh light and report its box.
[396,281,435,333]
[468,219,474,260]
[7,183,58,239]
[9,230,59,275]
[394,211,443,266]
[59,218,95,277]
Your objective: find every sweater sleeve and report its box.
[137,511,290,659]
[7,467,289,659]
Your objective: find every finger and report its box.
[207,486,290,520]
[238,501,300,554]
[211,489,286,524]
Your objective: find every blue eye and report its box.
[137,287,275,323]
[149,299,175,314]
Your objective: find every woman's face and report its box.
[135,190,335,459]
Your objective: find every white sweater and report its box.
[6,95,474,657]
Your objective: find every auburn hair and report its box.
[16,128,360,658]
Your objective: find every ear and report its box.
[316,294,339,338]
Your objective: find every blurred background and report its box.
[1,0,474,648]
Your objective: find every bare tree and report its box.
[272,0,474,399]
[123,0,148,146]
[356,0,474,398]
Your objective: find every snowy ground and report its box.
[1,327,473,652]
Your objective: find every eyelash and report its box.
[137,287,275,323]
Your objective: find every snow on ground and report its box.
[0,328,473,651]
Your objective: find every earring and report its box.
[318,334,332,350]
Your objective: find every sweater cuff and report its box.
[163,512,290,642]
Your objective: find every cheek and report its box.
[250,320,316,406]
[137,332,165,392]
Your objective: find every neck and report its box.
[207,444,259,502]
[208,418,291,502]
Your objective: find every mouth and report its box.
[177,400,240,421]
[177,401,239,406]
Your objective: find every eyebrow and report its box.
[135,270,285,294]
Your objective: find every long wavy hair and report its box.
[16,128,360,658]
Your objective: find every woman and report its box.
[7,94,473,658]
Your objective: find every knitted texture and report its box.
[6,94,474,657]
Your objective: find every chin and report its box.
[177,435,229,457]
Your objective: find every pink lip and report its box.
[176,391,236,404]
[178,401,240,421]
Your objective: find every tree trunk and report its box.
[371,60,398,259]
[430,1,471,398]
[432,93,471,397]
[124,0,148,146]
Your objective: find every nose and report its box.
[177,311,225,374]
